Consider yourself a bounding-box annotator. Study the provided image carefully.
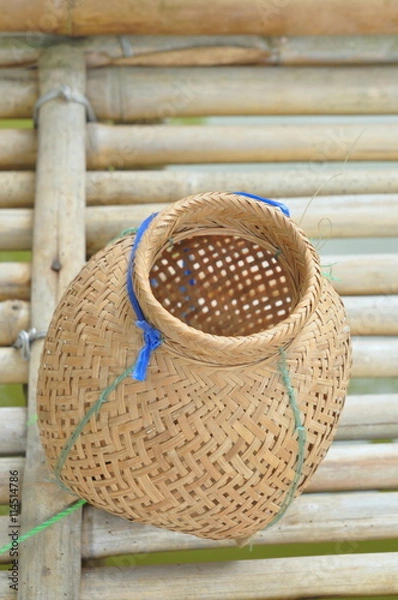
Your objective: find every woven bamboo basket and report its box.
[37,191,351,541]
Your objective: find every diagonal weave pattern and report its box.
[37,192,351,540]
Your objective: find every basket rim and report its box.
[133,192,323,364]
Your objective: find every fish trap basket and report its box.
[37,192,351,541]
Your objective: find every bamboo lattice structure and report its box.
[0,20,397,600]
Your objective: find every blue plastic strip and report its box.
[126,212,162,381]
[233,192,290,217]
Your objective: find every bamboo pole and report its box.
[80,490,398,557]
[0,67,36,118]
[1,296,397,339]
[352,337,398,378]
[87,66,398,119]
[337,394,398,441]
[86,194,398,246]
[81,553,398,600]
[343,295,398,335]
[0,209,32,248]
[2,0,398,35]
[0,347,28,383]
[4,65,398,119]
[3,122,398,171]
[0,172,34,207]
[0,263,31,301]
[3,193,398,250]
[0,129,36,168]
[0,300,29,345]
[3,168,398,210]
[18,46,86,600]
[308,443,398,492]
[0,407,25,455]
[3,35,398,69]
[329,255,398,296]
[84,168,398,205]
[86,123,398,167]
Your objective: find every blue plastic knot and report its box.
[132,320,162,381]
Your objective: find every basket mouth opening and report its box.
[149,231,305,337]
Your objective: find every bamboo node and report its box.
[33,84,96,127]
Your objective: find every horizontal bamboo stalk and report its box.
[351,337,398,378]
[328,255,398,296]
[337,394,398,441]
[0,442,397,507]
[0,172,34,208]
[4,168,398,209]
[343,295,398,336]
[87,66,398,119]
[2,552,398,598]
[0,67,36,119]
[0,347,28,383]
[81,553,398,599]
[0,129,36,169]
[4,65,398,119]
[3,193,398,252]
[307,442,398,493]
[0,300,29,345]
[89,194,398,246]
[4,487,395,563]
[81,490,398,557]
[0,263,31,301]
[4,35,398,69]
[0,407,25,455]
[86,123,398,167]
[84,168,398,206]
[7,122,398,170]
[3,169,398,213]
[1,296,397,339]
[2,0,398,36]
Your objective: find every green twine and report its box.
[107,227,138,246]
[26,413,38,426]
[0,498,86,556]
[54,364,135,485]
[9,346,305,552]
[265,348,307,528]
[322,262,341,282]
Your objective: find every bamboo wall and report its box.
[0,31,397,600]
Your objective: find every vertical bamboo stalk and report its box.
[19,45,86,599]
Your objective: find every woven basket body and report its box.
[37,192,351,540]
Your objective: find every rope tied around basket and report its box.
[2,344,306,554]
[126,212,163,381]
[5,192,311,551]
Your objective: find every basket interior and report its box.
[149,233,302,336]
